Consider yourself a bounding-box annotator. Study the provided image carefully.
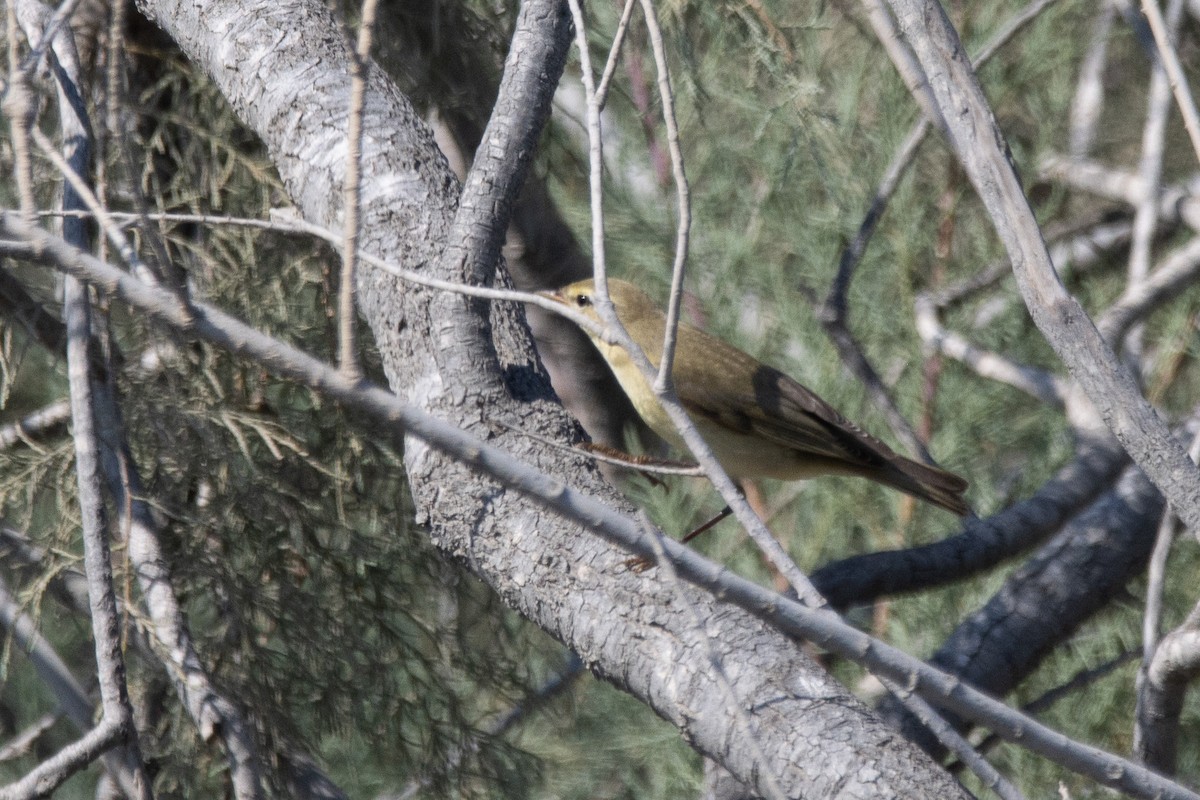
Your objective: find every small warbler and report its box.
[543,278,970,516]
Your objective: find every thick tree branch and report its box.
[1135,600,1200,773]
[812,430,1127,606]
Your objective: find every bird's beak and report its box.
[537,288,567,305]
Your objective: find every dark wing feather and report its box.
[752,366,900,467]
[671,327,878,465]
[671,325,970,514]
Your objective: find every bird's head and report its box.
[541,278,660,329]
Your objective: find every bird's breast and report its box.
[593,338,680,444]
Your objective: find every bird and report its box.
[541,278,970,517]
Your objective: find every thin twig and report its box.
[34,206,609,339]
[857,0,940,127]
[914,294,1069,407]
[1125,0,1184,367]
[29,128,152,281]
[0,713,60,764]
[1141,0,1200,166]
[596,0,637,108]
[882,677,1026,800]
[1098,222,1200,345]
[336,0,381,381]
[1139,427,1200,690]
[636,0,691,394]
[960,648,1139,764]
[493,420,707,476]
[930,215,1135,310]
[1142,490,1178,660]
[566,0,611,294]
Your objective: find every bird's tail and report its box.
[876,455,972,516]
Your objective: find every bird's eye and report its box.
[574,294,591,307]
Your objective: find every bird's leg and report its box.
[680,477,761,546]
[679,505,733,544]
[624,488,746,573]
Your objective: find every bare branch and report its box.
[914,293,1069,407]
[0,714,60,764]
[1135,600,1200,772]
[930,215,1135,310]
[0,399,71,450]
[335,0,382,381]
[637,0,691,396]
[0,719,126,800]
[857,0,940,132]
[1134,430,1200,772]
[1141,0,1200,164]
[0,572,147,796]
[881,677,1026,800]
[595,0,637,109]
[1125,0,1184,365]
[961,648,1140,765]
[1098,234,1200,345]
[1040,154,1200,229]
[1069,1,1116,158]
[0,576,100,736]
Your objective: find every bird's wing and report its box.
[748,367,896,466]
[671,331,889,467]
